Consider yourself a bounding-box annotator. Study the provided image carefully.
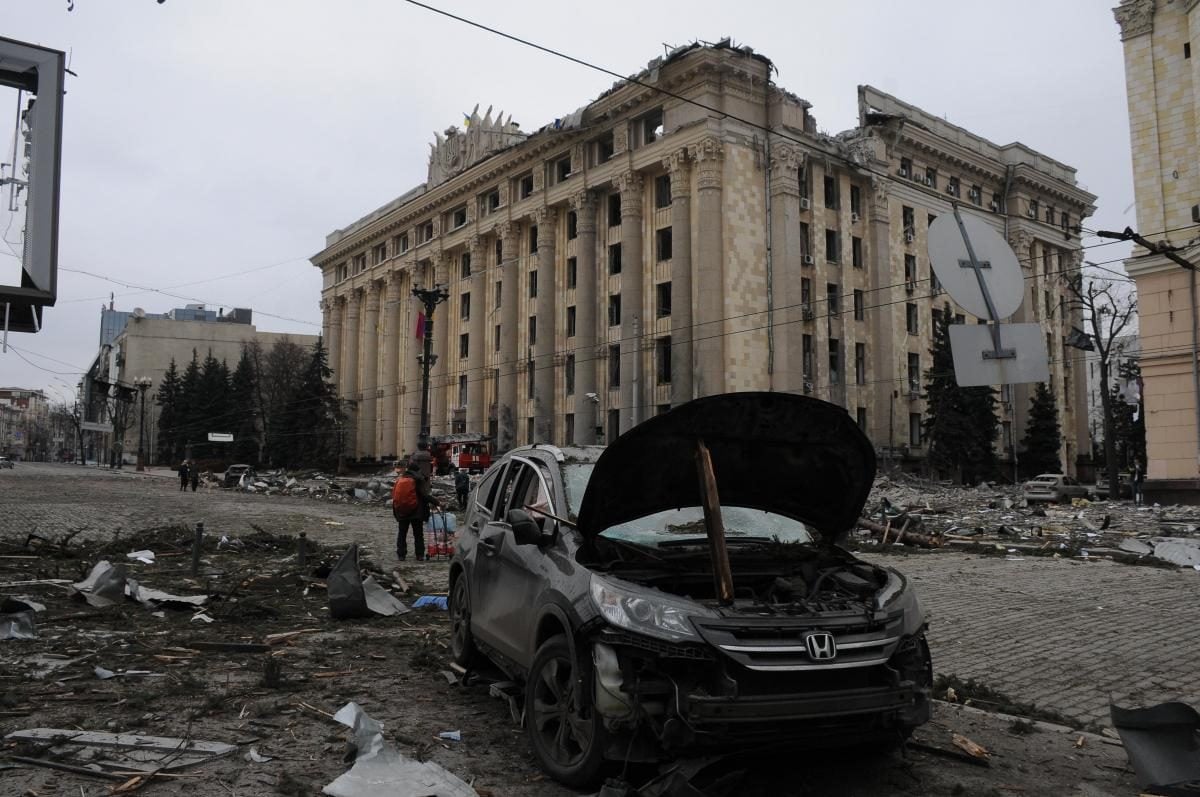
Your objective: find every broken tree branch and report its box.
[857,517,943,548]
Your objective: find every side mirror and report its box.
[507,509,543,545]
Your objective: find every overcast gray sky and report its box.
[2,0,1134,404]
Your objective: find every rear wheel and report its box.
[525,635,605,788]
[448,574,478,667]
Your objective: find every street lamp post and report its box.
[134,377,152,472]
[412,283,450,444]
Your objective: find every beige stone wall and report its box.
[721,141,769,392]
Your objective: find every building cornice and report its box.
[1113,0,1156,41]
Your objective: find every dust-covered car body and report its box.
[1022,473,1088,503]
[448,393,932,786]
[222,464,254,488]
[0,457,13,469]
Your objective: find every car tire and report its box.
[524,635,606,788]
[448,573,479,667]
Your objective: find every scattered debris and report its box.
[952,733,991,761]
[245,746,273,763]
[4,728,237,777]
[322,702,477,797]
[125,549,156,564]
[0,608,36,640]
[412,595,448,610]
[437,730,462,742]
[71,560,128,608]
[1110,701,1200,794]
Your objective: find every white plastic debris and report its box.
[437,730,462,742]
[190,612,214,624]
[126,550,156,564]
[245,746,273,763]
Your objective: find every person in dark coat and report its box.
[454,469,470,511]
[190,464,199,492]
[394,464,439,561]
[178,461,189,491]
[411,440,433,479]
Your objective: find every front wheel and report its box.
[524,636,606,788]
[448,574,479,667]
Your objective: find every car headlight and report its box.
[589,574,713,642]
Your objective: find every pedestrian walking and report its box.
[454,469,470,511]
[190,463,199,492]
[411,440,433,480]
[392,463,440,561]
[1132,461,1145,506]
[178,461,189,491]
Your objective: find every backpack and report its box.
[392,474,420,518]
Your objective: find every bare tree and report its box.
[1065,273,1138,495]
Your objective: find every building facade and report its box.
[1114,0,1200,500]
[313,42,1094,474]
[0,388,50,461]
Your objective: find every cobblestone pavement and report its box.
[6,463,1198,730]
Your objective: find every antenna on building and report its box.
[927,206,1048,386]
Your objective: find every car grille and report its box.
[693,614,904,672]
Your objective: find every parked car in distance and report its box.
[222,464,254,488]
[0,457,13,469]
[1022,473,1089,503]
[449,393,932,787]
[1092,474,1133,499]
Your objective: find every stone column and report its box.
[617,170,644,432]
[380,272,401,460]
[467,236,487,437]
[768,144,805,395]
[400,264,421,457]
[533,206,557,443]
[341,289,361,459]
[327,296,343,395]
[497,222,519,453]
[570,191,599,444]
[867,175,895,446]
[690,137,725,398]
[432,254,450,438]
[664,149,694,405]
[359,282,380,459]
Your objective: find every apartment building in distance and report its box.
[1114,0,1200,501]
[312,40,1094,475]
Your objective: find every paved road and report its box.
[4,462,1198,728]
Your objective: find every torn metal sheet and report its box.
[1110,702,1200,794]
[4,728,237,774]
[362,576,409,617]
[328,545,370,620]
[322,702,476,797]
[125,550,156,564]
[127,578,208,609]
[0,609,36,640]
[72,561,128,608]
[1,596,46,614]
[1119,538,1154,556]
[1153,538,1200,568]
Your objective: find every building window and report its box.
[904,254,916,283]
[799,164,810,199]
[608,408,619,443]
[518,172,534,199]
[495,238,502,265]
[608,294,621,327]
[372,243,387,265]
[527,415,535,444]
[353,254,366,274]
[800,223,811,259]
[554,155,572,183]
[802,334,813,380]
[529,270,538,298]
[968,184,982,205]
[566,306,576,337]
[608,243,622,274]
[594,131,615,165]
[485,189,501,213]
[1028,198,1039,218]
[528,316,537,346]
[853,289,864,321]
[824,175,839,209]
[567,211,578,240]
[856,407,867,430]
[459,333,469,359]
[801,277,812,311]
[567,257,577,289]
[655,174,671,209]
[827,283,840,316]
[397,233,409,253]
[925,167,937,189]
[495,280,502,309]
[899,157,912,178]
[608,344,620,388]
[850,185,862,217]
[908,352,921,393]
[656,227,673,261]
[909,413,922,446]
[529,225,538,254]
[639,107,664,145]
[494,324,501,351]
[421,222,434,242]
[902,205,915,233]
[608,193,621,227]
[829,339,841,385]
[656,336,672,384]
[565,355,576,396]
[460,252,471,279]
[906,303,918,334]
[452,206,468,228]
[1046,205,1056,224]
[947,176,960,198]
[855,343,866,385]
[656,282,672,318]
[459,374,468,406]
[460,292,470,321]
[851,236,863,268]
[825,230,840,263]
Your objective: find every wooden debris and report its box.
[951,732,991,760]
[264,628,319,645]
[857,517,943,548]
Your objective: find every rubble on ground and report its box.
[855,473,1200,570]
[217,468,462,508]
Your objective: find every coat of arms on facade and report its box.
[427,104,525,188]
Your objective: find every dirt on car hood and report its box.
[576,392,876,542]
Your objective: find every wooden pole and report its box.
[694,439,734,606]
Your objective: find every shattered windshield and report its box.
[601,506,814,547]
[562,463,594,517]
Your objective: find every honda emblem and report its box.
[804,632,837,661]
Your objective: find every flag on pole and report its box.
[415,311,426,339]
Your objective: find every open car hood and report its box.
[576,393,876,542]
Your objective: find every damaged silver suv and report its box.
[448,393,932,787]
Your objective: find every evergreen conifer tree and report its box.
[154,359,182,463]
[1021,382,1061,476]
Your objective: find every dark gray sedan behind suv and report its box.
[448,393,932,787]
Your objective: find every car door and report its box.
[470,457,555,666]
